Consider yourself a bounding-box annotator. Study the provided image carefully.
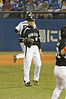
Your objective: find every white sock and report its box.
[51,87,63,99]
[16,53,25,59]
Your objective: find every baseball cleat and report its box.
[13,54,17,63]
[25,82,32,87]
[33,80,38,86]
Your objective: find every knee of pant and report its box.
[56,85,63,90]
[52,92,59,99]
[64,84,66,90]
[37,61,41,68]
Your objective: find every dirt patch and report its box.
[0,54,56,66]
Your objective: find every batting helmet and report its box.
[25,11,33,20]
[60,25,66,39]
[27,16,35,21]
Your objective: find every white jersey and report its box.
[15,20,36,35]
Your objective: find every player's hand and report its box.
[22,39,26,43]
[17,32,20,35]
[22,38,27,43]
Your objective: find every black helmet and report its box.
[25,11,33,20]
[60,25,66,39]
[27,16,35,21]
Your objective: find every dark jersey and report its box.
[20,25,41,49]
[56,38,66,66]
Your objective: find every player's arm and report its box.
[19,28,25,43]
[61,47,66,55]
[40,49,42,56]
[15,22,22,35]
[38,30,42,56]
[38,41,42,56]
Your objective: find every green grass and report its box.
[0,51,56,55]
[0,63,65,99]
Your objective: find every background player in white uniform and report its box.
[51,25,66,99]
[21,16,42,86]
[13,12,36,62]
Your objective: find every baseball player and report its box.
[21,16,42,86]
[51,25,66,99]
[13,11,36,62]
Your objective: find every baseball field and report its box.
[0,51,65,99]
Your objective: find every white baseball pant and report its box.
[51,65,66,99]
[24,45,41,83]
[16,43,25,59]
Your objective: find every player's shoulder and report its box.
[18,21,27,25]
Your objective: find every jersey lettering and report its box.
[28,33,38,38]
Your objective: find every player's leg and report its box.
[63,80,66,99]
[13,53,25,63]
[51,66,63,99]
[16,43,25,59]
[16,53,25,59]
[33,46,41,85]
[13,43,25,62]
[51,78,63,99]
[24,47,33,86]
[61,67,66,99]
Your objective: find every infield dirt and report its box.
[0,54,56,66]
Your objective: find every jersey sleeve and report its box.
[19,28,26,43]
[15,23,21,31]
[15,22,23,35]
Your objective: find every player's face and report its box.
[28,21,35,27]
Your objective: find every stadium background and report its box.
[0,18,66,51]
[0,16,66,99]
